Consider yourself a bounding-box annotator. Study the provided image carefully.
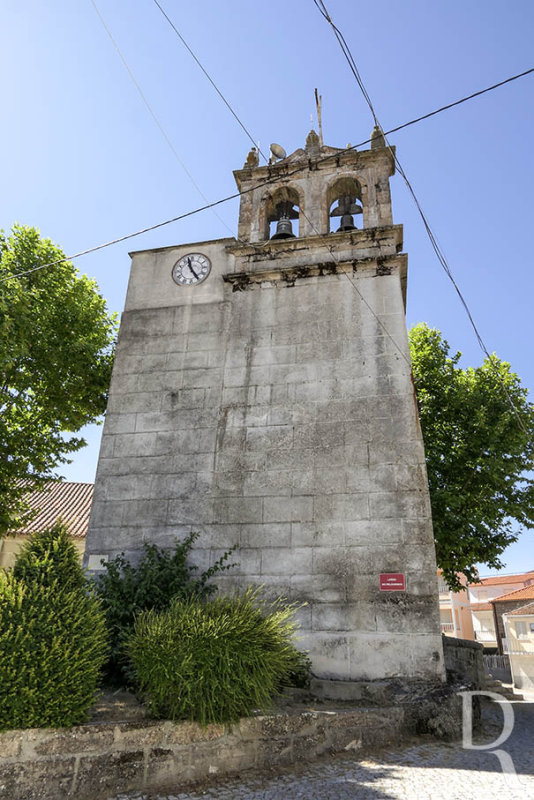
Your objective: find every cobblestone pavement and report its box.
[117,701,534,800]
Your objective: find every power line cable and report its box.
[0,198,241,284]
[91,0,274,252]
[7,3,533,405]
[383,67,534,137]
[313,0,529,432]
[2,65,533,285]
[151,0,267,163]
[300,206,413,367]
[89,0,235,237]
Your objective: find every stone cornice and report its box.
[226,224,404,261]
[223,252,407,293]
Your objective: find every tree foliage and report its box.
[0,225,117,534]
[409,323,534,588]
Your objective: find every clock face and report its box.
[171,253,211,286]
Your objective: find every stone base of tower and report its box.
[301,634,444,683]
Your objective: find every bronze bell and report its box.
[271,214,296,240]
[331,196,363,232]
[337,213,356,232]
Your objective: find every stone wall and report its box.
[442,635,484,688]
[0,700,460,800]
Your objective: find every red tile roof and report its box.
[474,572,534,587]
[470,602,493,612]
[490,584,534,604]
[505,602,534,617]
[11,482,93,538]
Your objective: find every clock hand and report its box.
[187,257,200,280]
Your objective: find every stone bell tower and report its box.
[85,129,444,683]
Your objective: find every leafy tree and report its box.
[409,323,534,589]
[0,225,117,534]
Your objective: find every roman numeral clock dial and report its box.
[171,253,212,286]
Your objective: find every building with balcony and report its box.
[503,602,534,689]
[437,569,534,649]
[437,571,475,640]
[468,572,534,650]
[490,584,534,655]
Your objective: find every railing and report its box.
[440,622,455,633]
[483,654,512,683]
[438,583,450,595]
[474,631,496,643]
[484,654,509,670]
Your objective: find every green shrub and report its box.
[13,521,84,591]
[0,528,108,731]
[127,588,303,725]
[285,648,312,689]
[95,533,236,686]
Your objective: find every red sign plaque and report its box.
[379,573,406,591]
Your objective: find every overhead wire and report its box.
[380,66,534,138]
[1,64,533,285]
[0,198,241,284]
[151,0,268,163]
[91,0,277,252]
[89,0,236,237]
[312,0,530,433]
[298,207,413,368]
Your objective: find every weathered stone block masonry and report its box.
[84,130,445,684]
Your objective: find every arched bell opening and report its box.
[262,186,302,241]
[327,176,363,234]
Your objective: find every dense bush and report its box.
[13,521,84,590]
[285,649,312,690]
[0,526,108,730]
[127,589,304,725]
[94,533,236,685]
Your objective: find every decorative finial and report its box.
[371,125,385,149]
[305,129,320,155]
[244,146,259,168]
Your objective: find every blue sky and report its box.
[3,1,533,575]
